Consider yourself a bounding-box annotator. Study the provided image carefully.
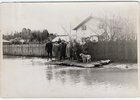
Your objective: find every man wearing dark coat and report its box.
[45,40,53,60]
[60,40,66,60]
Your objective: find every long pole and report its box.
[70,23,71,42]
[22,42,23,59]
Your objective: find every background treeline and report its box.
[3,28,57,44]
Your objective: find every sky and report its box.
[1,2,139,35]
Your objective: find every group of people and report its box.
[45,38,89,61]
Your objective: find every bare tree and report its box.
[88,12,137,41]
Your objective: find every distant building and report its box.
[52,35,70,42]
[73,15,109,42]
[3,39,10,45]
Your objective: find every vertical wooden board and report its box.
[22,45,24,55]
[40,45,42,56]
[35,44,38,56]
[36,44,39,56]
[100,44,103,58]
[102,44,105,59]
[30,45,32,56]
[121,43,125,59]
[124,44,128,60]
[3,45,5,54]
[135,45,137,60]
[24,45,27,55]
[118,43,123,60]
[32,44,34,56]
[31,45,33,56]
[105,43,108,59]
[3,45,4,54]
[16,45,19,55]
[116,43,119,59]
[16,45,18,55]
[88,44,94,59]
[99,44,101,59]
[30,44,32,55]
[6,45,7,54]
[109,44,112,59]
[26,45,29,55]
[102,43,105,59]
[13,45,16,55]
[28,44,30,55]
[10,45,12,55]
[41,44,45,56]
[12,45,14,55]
[31,44,33,55]
[112,43,117,60]
[92,44,96,59]
[14,45,16,55]
[6,45,8,54]
[17,45,20,55]
[20,45,22,55]
[36,45,38,56]
[41,45,43,56]
[96,44,99,59]
[23,45,25,55]
[43,45,45,56]
[9,45,11,55]
[33,45,35,56]
[6,45,10,54]
[132,45,137,60]
[128,44,132,60]
[92,44,94,59]
[91,44,95,59]
[5,45,7,54]
[38,44,40,56]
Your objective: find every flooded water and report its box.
[1,55,138,98]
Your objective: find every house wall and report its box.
[75,18,105,41]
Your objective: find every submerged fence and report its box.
[3,40,137,61]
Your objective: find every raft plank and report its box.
[45,60,112,68]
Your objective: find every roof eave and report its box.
[73,15,93,30]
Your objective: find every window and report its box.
[99,24,104,29]
[82,25,86,30]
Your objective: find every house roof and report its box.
[52,35,70,42]
[3,39,10,43]
[73,15,93,30]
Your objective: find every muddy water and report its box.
[1,56,138,98]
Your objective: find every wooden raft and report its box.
[45,60,113,68]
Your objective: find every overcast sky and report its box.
[1,2,139,35]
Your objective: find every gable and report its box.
[73,16,103,31]
[73,16,93,30]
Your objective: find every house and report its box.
[52,35,70,42]
[73,15,109,42]
[3,39,10,45]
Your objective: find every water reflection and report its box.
[2,55,138,97]
[45,65,138,91]
[46,65,53,82]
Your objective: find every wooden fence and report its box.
[3,41,137,61]
[3,44,47,57]
[88,41,137,61]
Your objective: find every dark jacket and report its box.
[45,42,53,52]
[60,42,66,52]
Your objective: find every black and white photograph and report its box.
[1,2,139,98]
